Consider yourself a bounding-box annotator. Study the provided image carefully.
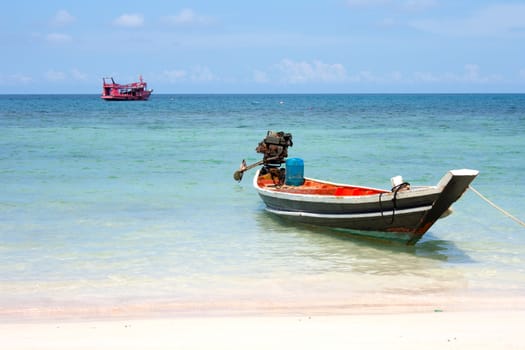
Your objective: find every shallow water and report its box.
[1,94,524,317]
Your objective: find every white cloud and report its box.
[45,70,67,82]
[346,70,404,83]
[413,64,501,84]
[273,59,347,84]
[402,0,436,12]
[113,13,144,28]
[52,10,75,26]
[412,71,442,83]
[463,64,484,82]
[378,17,398,27]
[253,70,269,83]
[189,66,216,82]
[410,4,525,37]
[346,0,389,8]
[42,69,88,82]
[162,66,216,83]
[163,69,187,83]
[346,0,436,11]
[520,69,525,80]
[257,62,501,86]
[0,74,33,84]
[162,9,213,26]
[71,68,87,81]
[45,33,72,44]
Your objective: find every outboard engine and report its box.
[255,131,293,165]
[254,131,293,185]
[233,131,294,183]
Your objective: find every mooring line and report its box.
[469,185,525,228]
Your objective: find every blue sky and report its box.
[1,1,525,93]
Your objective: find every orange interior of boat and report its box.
[257,174,387,196]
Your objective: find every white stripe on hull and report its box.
[264,205,433,219]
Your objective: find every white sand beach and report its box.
[2,310,524,350]
[2,292,525,350]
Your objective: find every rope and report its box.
[469,185,525,227]
[379,182,410,225]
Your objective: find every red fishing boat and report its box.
[101,76,153,101]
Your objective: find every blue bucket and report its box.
[285,158,304,186]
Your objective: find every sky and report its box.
[1,1,525,94]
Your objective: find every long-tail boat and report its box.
[234,131,478,245]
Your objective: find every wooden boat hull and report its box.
[100,92,151,101]
[254,169,478,244]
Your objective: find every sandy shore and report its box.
[1,293,524,349]
[1,310,524,350]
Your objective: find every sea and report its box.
[1,93,524,319]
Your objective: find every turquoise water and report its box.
[1,94,524,317]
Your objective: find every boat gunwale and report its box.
[253,169,441,205]
[265,204,433,219]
